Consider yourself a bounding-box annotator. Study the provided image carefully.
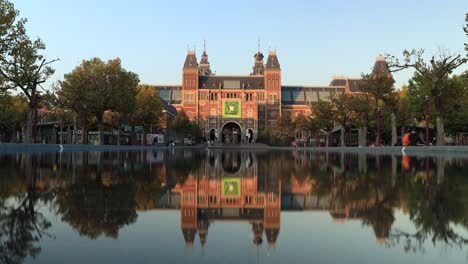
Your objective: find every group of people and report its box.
[402,130,425,146]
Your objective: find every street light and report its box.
[425,96,429,146]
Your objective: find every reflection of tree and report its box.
[170,151,205,184]
[55,178,137,239]
[0,191,52,264]
[388,181,468,253]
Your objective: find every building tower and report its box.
[182,49,199,120]
[372,56,392,77]
[264,49,281,128]
[199,41,212,76]
[252,39,264,75]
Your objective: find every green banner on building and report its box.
[222,178,241,196]
[222,101,241,118]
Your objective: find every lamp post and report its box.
[425,96,429,146]
[82,104,87,145]
[377,107,381,146]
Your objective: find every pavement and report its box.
[1,143,468,157]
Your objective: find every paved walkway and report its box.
[1,143,467,157]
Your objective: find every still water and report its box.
[1,150,468,264]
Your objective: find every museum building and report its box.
[151,45,390,143]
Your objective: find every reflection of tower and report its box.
[198,217,209,253]
[181,175,197,248]
[252,222,263,246]
[264,163,281,249]
[178,150,281,250]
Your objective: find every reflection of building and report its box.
[151,44,389,143]
[179,150,281,249]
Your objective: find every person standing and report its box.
[402,131,410,146]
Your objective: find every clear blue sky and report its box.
[12,0,468,88]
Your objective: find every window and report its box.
[184,93,195,104]
[210,93,218,101]
[258,93,264,101]
[268,94,278,104]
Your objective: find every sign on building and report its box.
[222,101,241,118]
[221,178,241,196]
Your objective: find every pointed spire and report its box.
[258,36,261,53]
[252,38,265,75]
[199,39,211,76]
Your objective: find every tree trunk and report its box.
[391,112,397,146]
[340,127,345,147]
[59,121,63,144]
[142,126,146,146]
[73,112,77,144]
[26,106,34,143]
[98,122,104,145]
[117,126,121,146]
[131,125,136,145]
[436,115,445,146]
[358,125,368,147]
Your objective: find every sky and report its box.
[11,0,468,89]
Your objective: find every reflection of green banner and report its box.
[222,101,241,118]
[222,178,241,196]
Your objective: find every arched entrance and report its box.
[221,122,242,144]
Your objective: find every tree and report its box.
[346,93,373,146]
[387,49,467,145]
[330,93,355,147]
[465,13,468,53]
[172,110,191,139]
[359,71,399,146]
[0,92,27,142]
[311,100,335,147]
[58,58,139,144]
[0,0,58,143]
[189,121,202,143]
[133,85,163,145]
[293,112,310,146]
[277,111,293,145]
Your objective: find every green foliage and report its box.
[133,85,163,128]
[277,111,293,144]
[0,92,27,141]
[0,0,57,142]
[189,121,202,142]
[311,99,335,133]
[58,57,139,143]
[172,110,191,136]
[465,13,468,53]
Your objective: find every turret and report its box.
[264,49,282,127]
[182,49,199,120]
[371,56,391,77]
[199,41,212,76]
[265,50,280,70]
[183,49,198,70]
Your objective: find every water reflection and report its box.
[0,150,468,262]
